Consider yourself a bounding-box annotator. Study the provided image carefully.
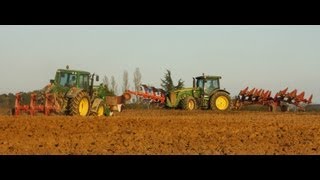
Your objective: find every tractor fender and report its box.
[91,98,103,113]
[66,87,85,98]
[210,89,230,97]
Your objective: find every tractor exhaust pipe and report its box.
[193,78,195,88]
[89,73,95,97]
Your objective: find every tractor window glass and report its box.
[60,73,76,87]
[79,75,89,89]
[197,79,204,89]
[79,75,84,88]
[68,74,77,87]
[83,75,89,89]
[204,79,219,94]
[59,73,68,86]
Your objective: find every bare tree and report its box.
[111,76,117,95]
[133,68,142,103]
[133,67,142,92]
[122,70,129,93]
[103,75,110,91]
[101,75,115,95]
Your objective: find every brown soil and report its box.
[0,109,320,155]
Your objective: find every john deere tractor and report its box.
[42,66,110,116]
[165,74,231,111]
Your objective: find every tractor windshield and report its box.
[59,72,77,87]
[197,78,219,95]
[204,79,219,94]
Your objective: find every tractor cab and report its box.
[52,67,99,94]
[54,69,91,90]
[194,75,221,96]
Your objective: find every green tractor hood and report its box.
[166,87,198,108]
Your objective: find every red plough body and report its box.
[235,87,313,112]
[14,93,60,116]
[125,84,166,105]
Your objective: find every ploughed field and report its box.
[0,109,320,155]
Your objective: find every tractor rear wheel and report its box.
[210,92,231,111]
[70,91,90,116]
[181,96,197,110]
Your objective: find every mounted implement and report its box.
[125,84,166,107]
[234,87,313,112]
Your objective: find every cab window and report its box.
[197,79,204,89]
[59,73,68,86]
[204,79,219,94]
[59,72,77,87]
[79,74,89,89]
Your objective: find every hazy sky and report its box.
[0,25,319,103]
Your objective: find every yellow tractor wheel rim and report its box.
[188,100,195,110]
[79,98,89,116]
[97,105,105,116]
[216,96,229,110]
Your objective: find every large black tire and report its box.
[210,92,231,111]
[181,96,197,110]
[69,91,90,116]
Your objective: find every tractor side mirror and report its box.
[96,75,99,81]
[50,79,54,84]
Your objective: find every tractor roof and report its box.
[57,69,90,75]
[195,75,221,80]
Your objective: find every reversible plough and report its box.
[234,87,313,112]
[125,84,166,106]
[14,92,61,116]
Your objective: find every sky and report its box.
[0,25,319,103]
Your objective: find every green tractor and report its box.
[165,74,231,111]
[42,66,110,116]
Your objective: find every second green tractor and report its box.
[165,74,231,111]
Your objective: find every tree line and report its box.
[101,68,184,95]
[101,67,142,96]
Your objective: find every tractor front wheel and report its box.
[181,96,197,110]
[96,102,106,116]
